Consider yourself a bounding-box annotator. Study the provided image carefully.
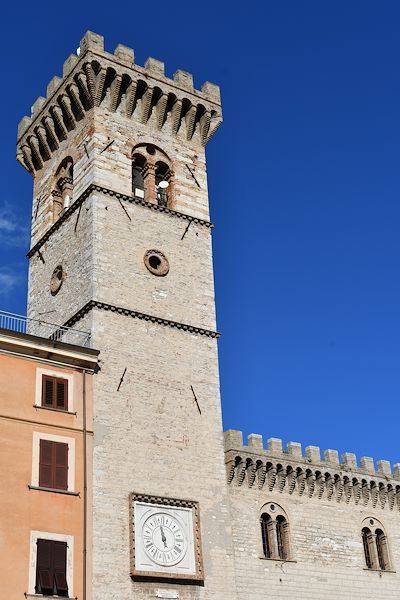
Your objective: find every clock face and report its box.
[142,512,187,566]
[132,498,201,579]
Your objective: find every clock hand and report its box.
[160,526,168,548]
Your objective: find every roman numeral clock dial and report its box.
[142,513,187,566]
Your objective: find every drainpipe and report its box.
[82,370,88,600]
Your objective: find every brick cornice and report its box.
[27,183,213,258]
[62,300,220,339]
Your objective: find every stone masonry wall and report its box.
[226,431,400,600]
[92,190,216,331]
[27,194,94,328]
[90,309,237,599]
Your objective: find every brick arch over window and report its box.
[52,156,73,222]
[260,502,291,561]
[131,143,174,207]
[361,517,391,571]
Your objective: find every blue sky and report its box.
[1,2,400,466]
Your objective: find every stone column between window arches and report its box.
[166,170,175,208]
[143,163,157,204]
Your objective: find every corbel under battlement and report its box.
[225,429,400,511]
[17,31,223,174]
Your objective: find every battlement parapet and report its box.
[17,31,222,174]
[224,429,400,480]
[224,429,400,479]
[225,430,400,511]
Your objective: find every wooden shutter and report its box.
[56,378,68,410]
[54,442,69,490]
[36,539,53,594]
[39,439,53,488]
[42,375,55,407]
[53,541,68,596]
[39,440,68,490]
[41,375,68,411]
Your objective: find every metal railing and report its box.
[0,310,91,347]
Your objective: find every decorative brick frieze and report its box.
[62,300,220,339]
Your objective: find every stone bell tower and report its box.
[17,31,237,599]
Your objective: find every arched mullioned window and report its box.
[361,518,391,571]
[52,157,73,222]
[131,143,173,207]
[260,503,291,561]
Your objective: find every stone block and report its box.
[267,437,283,454]
[306,445,321,463]
[144,57,165,76]
[114,44,134,65]
[248,433,263,451]
[201,81,221,104]
[287,441,302,459]
[324,449,339,465]
[80,31,104,54]
[342,453,357,469]
[47,76,62,98]
[63,54,79,77]
[173,70,193,90]
[224,429,243,450]
[377,460,391,476]
[360,456,375,473]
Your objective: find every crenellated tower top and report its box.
[17,30,222,175]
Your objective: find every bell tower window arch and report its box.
[131,143,174,207]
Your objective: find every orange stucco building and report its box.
[0,327,99,599]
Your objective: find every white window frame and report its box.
[35,368,74,412]
[32,432,75,492]
[28,530,74,596]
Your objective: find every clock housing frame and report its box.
[129,492,204,583]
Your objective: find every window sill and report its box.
[28,485,80,497]
[24,595,77,599]
[33,405,76,415]
[363,568,396,573]
[259,556,297,563]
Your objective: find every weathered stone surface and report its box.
[25,31,236,600]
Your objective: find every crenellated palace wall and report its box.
[225,429,400,599]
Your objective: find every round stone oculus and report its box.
[143,250,169,276]
[50,265,64,295]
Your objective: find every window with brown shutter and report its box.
[36,539,68,597]
[39,439,68,490]
[41,375,68,411]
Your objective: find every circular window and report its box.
[50,265,64,295]
[144,250,169,277]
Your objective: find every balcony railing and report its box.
[0,310,91,347]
